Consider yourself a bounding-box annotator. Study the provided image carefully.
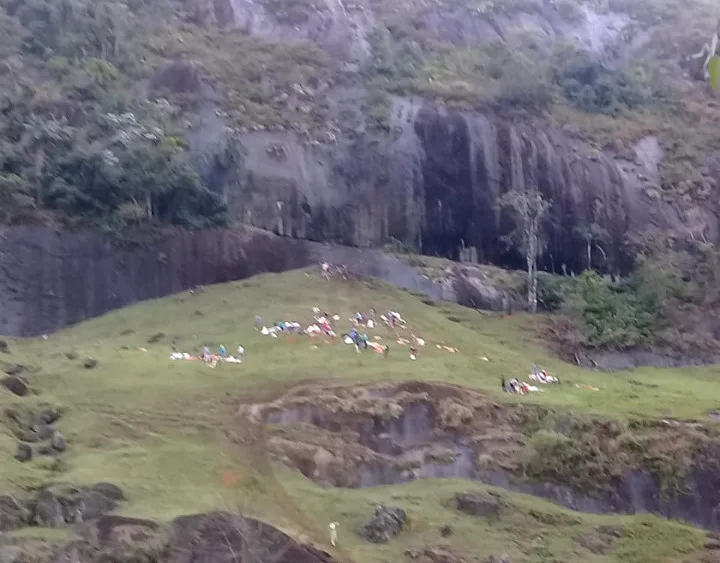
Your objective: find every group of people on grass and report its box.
[202,344,244,364]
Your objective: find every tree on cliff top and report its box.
[499,189,550,313]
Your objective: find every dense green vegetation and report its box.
[0,0,716,231]
[0,0,333,230]
[361,0,720,190]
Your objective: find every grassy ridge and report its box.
[1,268,720,560]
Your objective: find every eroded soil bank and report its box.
[241,381,720,530]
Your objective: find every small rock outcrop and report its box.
[92,483,125,501]
[2,511,337,563]
[170,512,336,563]
[357,505,406,543]
[38,408,60,425]
[53,483,125,524]
[15,443,32,462]
[3,364,24,376]
[0,494,29,531]
[2,375,29,397]
[419,547,466,563]
[455,491,501,518]
[51,431,67,452]
[34,490,65,528]
[1,483,127,530]
[8,405,67,462]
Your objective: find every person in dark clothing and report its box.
[383,345,390,358]
[501,376,506,392]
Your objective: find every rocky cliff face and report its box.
[179,0,693,274]
[223,98,677,273]
[0,227,306,336]
[2,226,510,336]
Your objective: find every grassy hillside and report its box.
[2,268,720,561]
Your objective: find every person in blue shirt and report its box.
[219,345,227,358]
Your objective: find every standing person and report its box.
[254,315,262,330]
[237,344,245,362]
[383,345,390,358]
[203,345,211,363]
[219,344,227,358]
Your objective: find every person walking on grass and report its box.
[237,344,245,362]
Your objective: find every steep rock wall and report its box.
[0,228,307,337]
[222,98,679,273]
[0,227,479,337]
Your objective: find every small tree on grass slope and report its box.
[499,189,551,313]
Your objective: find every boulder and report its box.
[83,358,98,369]
[80,491,118,520]
[15,443,32,462]
[170,512,336,563]
[33,489,65,527]
[0,494,29,531]
[55,484,124,522]
[0,339,8,353]
[36,443,58,457]
[35,512,337,563]
[357,505,406,543]
[420,547,466,563]
[35,423,53,441]
[38,408,60,425]
[3,364,24,376]
[2,376,29,397]
[455,491,501,518]
[440,524,453,537]
[92,483,125,501]
[51,431,67,452]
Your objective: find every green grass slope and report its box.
[1,268,720,561]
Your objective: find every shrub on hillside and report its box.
[534,273,574,312]
[552,47,650,114]
[572,270,660,349]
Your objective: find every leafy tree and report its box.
[574,270,660,349]
[499,189,551,313]
[574,223,609,270]
[42,143,227,229]
[551,47,649,114]
[19,114,76,204]
[193,132,247,201]
[43,149,123,216]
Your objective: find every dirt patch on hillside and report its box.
[241,381,525,487]
[239,381,720,530]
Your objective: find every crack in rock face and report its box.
[242,381,720,531]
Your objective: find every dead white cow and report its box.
[329,522,339,547]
